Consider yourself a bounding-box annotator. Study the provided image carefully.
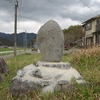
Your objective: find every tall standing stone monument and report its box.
[10,20,86,97]
[36,20,64,62]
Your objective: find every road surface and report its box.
[0,48,80,59]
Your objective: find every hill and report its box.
[0,37,13,46]
[0,32,36,46]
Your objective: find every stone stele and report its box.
[10,20,86,97]
[36,20,64,62]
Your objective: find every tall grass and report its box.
[71,45,100,67]
[0,53,41,100]
[70,45,100,100]
[71,45,100,78]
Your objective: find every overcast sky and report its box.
[0,0,100,34]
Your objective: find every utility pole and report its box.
[23,30,27,51]
[14,0,18,57]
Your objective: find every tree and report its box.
[63,25,83,47]
[0,41,3,46]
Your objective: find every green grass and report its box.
[0,47,100,100]
[0,48,23,56]
[62,53,72,62]
[0,53,41,100]
[0,48,22,52]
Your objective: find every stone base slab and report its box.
[10,61,86,96]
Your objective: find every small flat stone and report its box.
[55,74,63,80]
[17,70,25,77]
[57,80,69,85]
[41,80,52,86]
[30,69,42,78]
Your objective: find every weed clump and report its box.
[70,45,100,100]
[71,45,100,67]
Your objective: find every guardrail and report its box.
[0,50,24,55]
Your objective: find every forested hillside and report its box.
[0,37,13,46]
[0,32,36,46]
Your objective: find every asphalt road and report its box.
[0,48,80,59]
[0,51,27,59]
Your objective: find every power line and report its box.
[17,0,27,31]
[17,8,26,30]
[79,0,98,15]
[48,0,89,18]
[18,0,23,21]
[6,0,14,6]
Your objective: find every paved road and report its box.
[63,48,80,54]
[0,51,27,59]
[0,48,80,59]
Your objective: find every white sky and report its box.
[0,0,100,34]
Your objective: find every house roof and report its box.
[82,14,100,24]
